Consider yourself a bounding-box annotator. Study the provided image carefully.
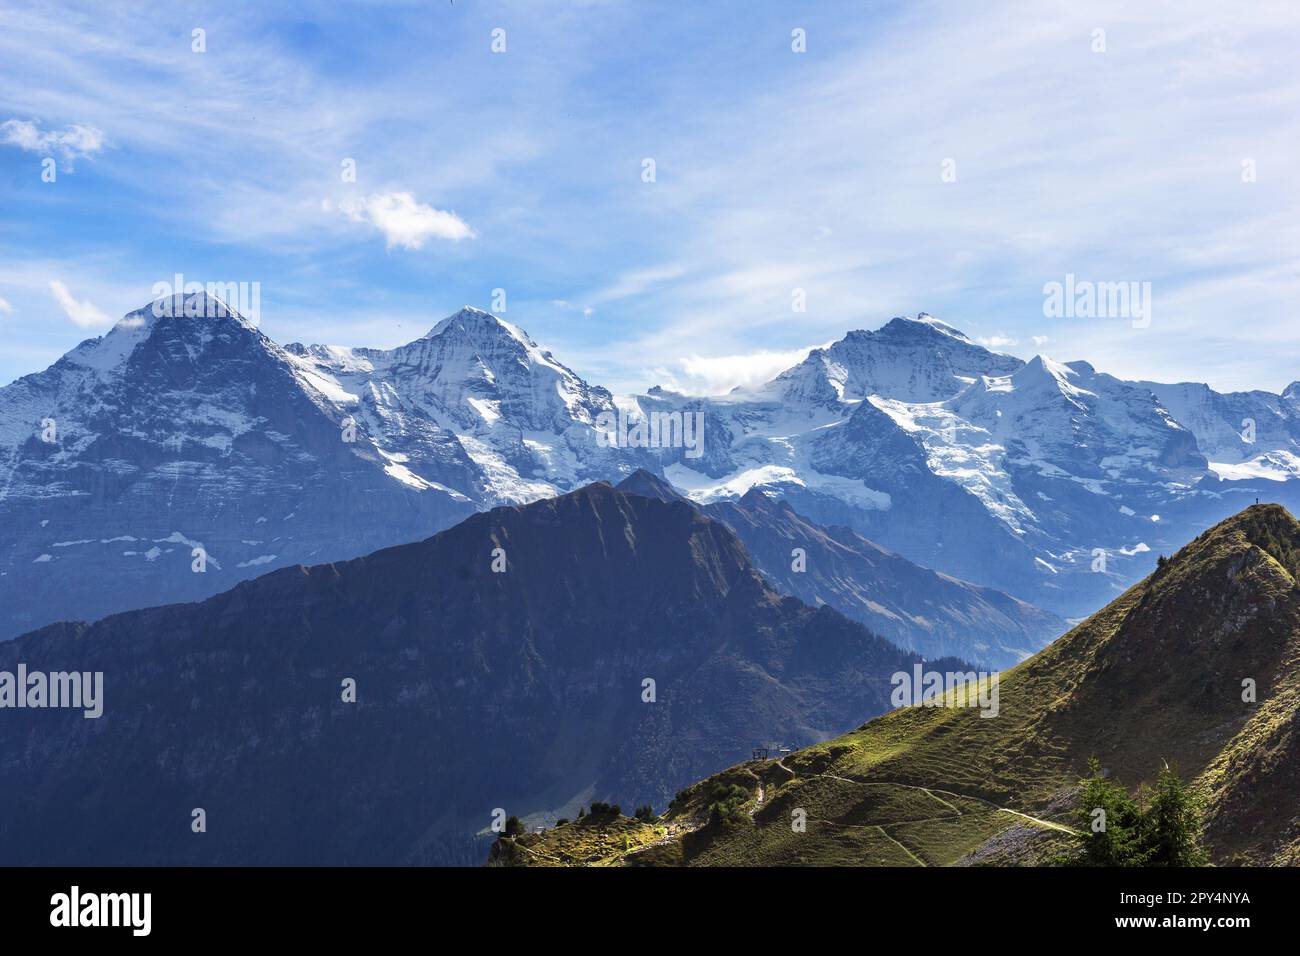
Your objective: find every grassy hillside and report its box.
[491,504,1300,866]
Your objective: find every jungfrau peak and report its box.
[643,313,1300,617]
[759,312,1022,406]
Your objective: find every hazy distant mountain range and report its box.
[4,293,1300,642]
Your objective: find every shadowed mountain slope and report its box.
[0,481,959,865]
[615,471,1064,667]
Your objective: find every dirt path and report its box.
[995,807,1079,834]
[628,757,1079,866]
[777,759,1080,837]
[877,825,928,866]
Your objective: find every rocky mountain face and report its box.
[639,316,1300,617]
[0,294,478,640]
[616,470,1063,667]
[281,306,656,504]
[6,297,1300,637]
[0,481,963,866]
[1137,378,1300,478]
[493,504,1300,867]
[0,297,642,640]
[763,314,1023,406]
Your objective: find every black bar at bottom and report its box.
[0,865,1274,941]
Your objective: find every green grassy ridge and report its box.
[488,813,663,867]
[491,504,1300,866]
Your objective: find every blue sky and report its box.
[2,0,1299,395]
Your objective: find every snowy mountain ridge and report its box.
[629,314,1300,614]
[3,295,1300,637]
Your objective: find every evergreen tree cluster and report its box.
[1062,757,1208,866]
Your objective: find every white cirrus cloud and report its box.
[974,333,1018,349]
[0,296,13,316]
[587,264,688,306]
[335,192,476,249]
[49,280,111,328]
[0,119,104,165]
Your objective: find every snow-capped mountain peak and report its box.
[881,312,972,342]
[377,307,608,430]
[942,356,1102,449]
[275,307,650,508]
[403,306,579,387]
[60,293,259,376]
[758,312,1022,405]
[127,291,253,326]
[423,305,531,348]
[0,295,481,641]
[1007,354,1090,398]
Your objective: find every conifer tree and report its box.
[1063,758,1207,866]
[1140,762,1209,866]
[1069,757,1148,866]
